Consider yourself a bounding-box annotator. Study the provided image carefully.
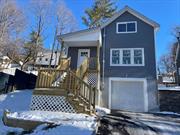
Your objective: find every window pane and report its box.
[134,57,142,64]
[123,50,131,64]
[81,52,88,57]
[112,50,120,57]
[118,24,126,32]
[134,50,142,57]
[127,22,136,32]
[112,57,120,64]
[123,57,131,64]
[134,49,142,64]
[112,50,120,64]
[123,50,130,57]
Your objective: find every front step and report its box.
[67,95,93,114]
[33,88,68,96]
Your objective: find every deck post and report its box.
[89,85,92,114]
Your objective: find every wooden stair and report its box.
[33,88,68,96]
[34,58,97,115]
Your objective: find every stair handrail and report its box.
[76,57,89,79]
[68,70,97,113]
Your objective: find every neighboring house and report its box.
[35,50,61,68]
[58,6,160,112]
[0,53,11,69]
[0,52,21,69]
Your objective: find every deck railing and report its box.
[36,69,68,89]
[76,57,99,79]
[56,57,71,70]
[36,58,70,88]
[35,68,96,113]
[76,58,89,79]
[68,70,96,112]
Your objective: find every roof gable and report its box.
[101,6,160,30]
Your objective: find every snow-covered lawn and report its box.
[7,111,96,135]
[0,90,97,135]
[0,90,32,134]
[158,84,180,91]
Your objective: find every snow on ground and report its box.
[0,90,97,135]
[31,123,95,135]
[1,90,180,135]
[156,111,180,116]
[95,106,110,116]
[7,111,95,123]
[7,111,97,135]
[0,90,32,135]
[158,84,180,91]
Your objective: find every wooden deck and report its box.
[33,57,98,114]
[33,88,68,96]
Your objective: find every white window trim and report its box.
[116,21,137,34]
[110,48,145,66]
[77,49,90,68]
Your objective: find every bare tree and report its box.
[159,54,176,74]
[49,0,77,67]
[158,26,179,74]
[28,0,52,67]
[0,0,26,70]
[0,0,25,53]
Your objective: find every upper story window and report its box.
[110,48,144,66]
[116,21,137,33]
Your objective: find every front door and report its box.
[77,49,90,68]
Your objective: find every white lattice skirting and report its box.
[30,95,76,113]
[88,73,97,88]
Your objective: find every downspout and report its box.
[102,28,106,91]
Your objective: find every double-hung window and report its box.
[110,48,144,66]
[111,49,120,65]
[122,50,131,64]
[134,49,143,64]
[116,21,137,33]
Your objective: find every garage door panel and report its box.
[111,80,145,112]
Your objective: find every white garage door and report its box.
[111,80,147,112]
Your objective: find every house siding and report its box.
[68,47,97,70]
[100,78,158,111]
[100,11,158,111]
[101,11,156,79]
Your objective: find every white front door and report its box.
[77,49,90,68]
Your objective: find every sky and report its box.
[18,0,180,62]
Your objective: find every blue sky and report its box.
[18,0,180,62]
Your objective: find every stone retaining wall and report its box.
[158,89,180,113]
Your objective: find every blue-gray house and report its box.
[58,6,160,112]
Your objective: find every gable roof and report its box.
[58,6,160,41]
[101,5,160,30]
